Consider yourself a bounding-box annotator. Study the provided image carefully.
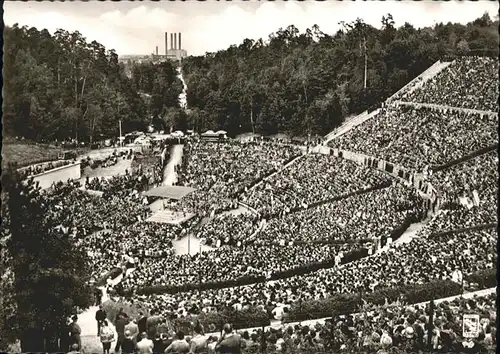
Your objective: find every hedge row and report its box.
[96,267,123,287]
[135,248,369,296]
[104,268,494,334]
[286,279,463,322]
[464,268,496,290]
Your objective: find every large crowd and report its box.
[90,291,496,354]
[232,292,497,353]
[329,105,498,171]
[404,56,499,112]
[123,226,495,321]
[4,54,499,354]
[174,140,301,216]
[120,242,362,290]
[417,150,497,237]
[241,154,392,215]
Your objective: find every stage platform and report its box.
[146,209,196,225]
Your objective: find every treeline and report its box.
[3,25,181,143]
[182,13,499,137]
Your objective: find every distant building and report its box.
[118,31,187,65]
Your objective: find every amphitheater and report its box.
[3,56,498,353]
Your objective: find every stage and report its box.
[146,209,196,225]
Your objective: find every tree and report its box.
[3,25,148,142]
[1,167,93,352]
[456,39,470,55]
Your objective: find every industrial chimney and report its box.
[165,32,168,56]
[170,33,174,50]
[178,32,182,50]
[156,46,158,56]
[174,33,177,50]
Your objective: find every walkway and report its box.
[80,281,119,353]
[378,219,429,253]
[171,234,215,256]
[163,144,183,186]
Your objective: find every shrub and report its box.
[96,267,122,287]
[464,268,496,289]
[287,279,462,322]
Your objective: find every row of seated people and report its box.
[125,227,495,320]
[174,140,301,214]
[404,56,499,113]
[417,150,497,237]
[45,182,151,238]
[241,154,392,215]
[196,183,423,247]
[78,222,183,281]
[121,242,361,290]
[329,105,498,171]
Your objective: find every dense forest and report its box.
[182,13,499,136]
[3,13,498,142]
[3,25,182,143]
[129,62,186,132]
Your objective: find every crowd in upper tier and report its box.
[329,105,498,171]
[175,140,302,216]
[416,150,498,237]
[241,154,392,215]
[404,56,499,112]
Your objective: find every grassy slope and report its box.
[1,136,88,168]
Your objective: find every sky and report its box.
[4,1,499,56]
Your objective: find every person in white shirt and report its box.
[136,332,154,354]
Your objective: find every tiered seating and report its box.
[405,57,499,112]
[329,105,498,171]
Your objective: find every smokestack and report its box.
[165,32,168,56]
[174,33,177,50]
[156,46,158,56]
[178,32,182,50]
[170,33,174,50]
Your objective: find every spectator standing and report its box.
[137,332,154,354]
[137,312,147,335]
[95,305,107,337]
[146,310,161,339]
[122,330,137,354]
[69,315,82,351]
[189,320,207,353]
[115,313,129,352]
[215,324,244,354]
[99,320,115,354]
[125,318,140,343]
[165,330,190,353]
